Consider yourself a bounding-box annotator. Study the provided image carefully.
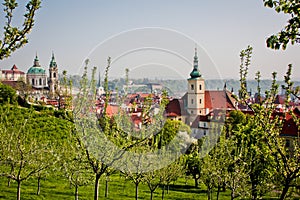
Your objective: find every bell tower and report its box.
[48,52,59,99]
[187,48,205,116]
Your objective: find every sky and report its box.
[0,0,299,80]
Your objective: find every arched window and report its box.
[32,79,35,85]
[54,73,56,78]
[199,84,202,90]
[191,84,194,90]
[200,99,202,104]
[39,78,42,85]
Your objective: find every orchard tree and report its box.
[73,59,126,200]
[224,111,250,200]
[122,147,147,200]
[236,45,300,199]
[185,144,201,188]
[159,159,185,200]
[263,0,300,49]
[143,169,161,200]
[0,0,41,59]
[0,105,73,200]
[62,141,93,200]
[268,65,300,200]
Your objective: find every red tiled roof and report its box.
[274,95,286,105]
[165,99,181,117]
[106,105,119,117]
[205,90,236,110]
[281,107,300,137]
[2,65,25,74]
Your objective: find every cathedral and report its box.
[26,53,60,100]
[0,53,60,101]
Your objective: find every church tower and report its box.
[48,53,59,99]
[187,48,205,116]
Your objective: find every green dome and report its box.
[190,69,201,78]
[27,66,46,74]
[27,54,46,74]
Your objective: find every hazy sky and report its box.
[1,0,299,80]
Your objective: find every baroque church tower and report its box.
[187,48,205,117]
[48,53,59,99]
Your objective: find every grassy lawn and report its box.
[0,174,232,200]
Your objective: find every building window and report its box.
[191,84,194,90]
[191,99,194,104]
[203,130,206,136]
[54,73,56,78]
[200,99,202,104]
[32,79,34,85]
[39,78,42,85]
[199,84,202,90]
[191,111,193,114]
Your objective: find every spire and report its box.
[50,52,57,68]
[194,47,198,67]
[97,70,101,88]
[189,47,201,79]
[33,53,41,67]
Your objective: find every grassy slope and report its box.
[0,174,232,200]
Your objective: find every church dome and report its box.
[27,55,46,75]
[190,68,201,79]
[27,67,46,74]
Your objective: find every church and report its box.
[0,53,60,101]
[165,48,237,138]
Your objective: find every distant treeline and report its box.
[60,75,300,97]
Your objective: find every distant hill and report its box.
[138,79,300,98]
[63,75,300,98]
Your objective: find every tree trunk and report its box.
[251,181,258,200]
[105,179,108,198]
[231,189,235,200]
[75,185,79,200]
[7,178,11,187]
[250,172,258,200]
[207,187,211,200]
[216,184,221,200]
[135,182,139,200]
[222,183,226,192]
[17,180,21,200]
[167,184,169,194]
[279,183,290,200]
[37,176,41,195]
[161,184,165,200]
[150,190,153,200]
[194,176,199,188]
[94,173,101,200]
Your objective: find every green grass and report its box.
[0,174,232,200]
